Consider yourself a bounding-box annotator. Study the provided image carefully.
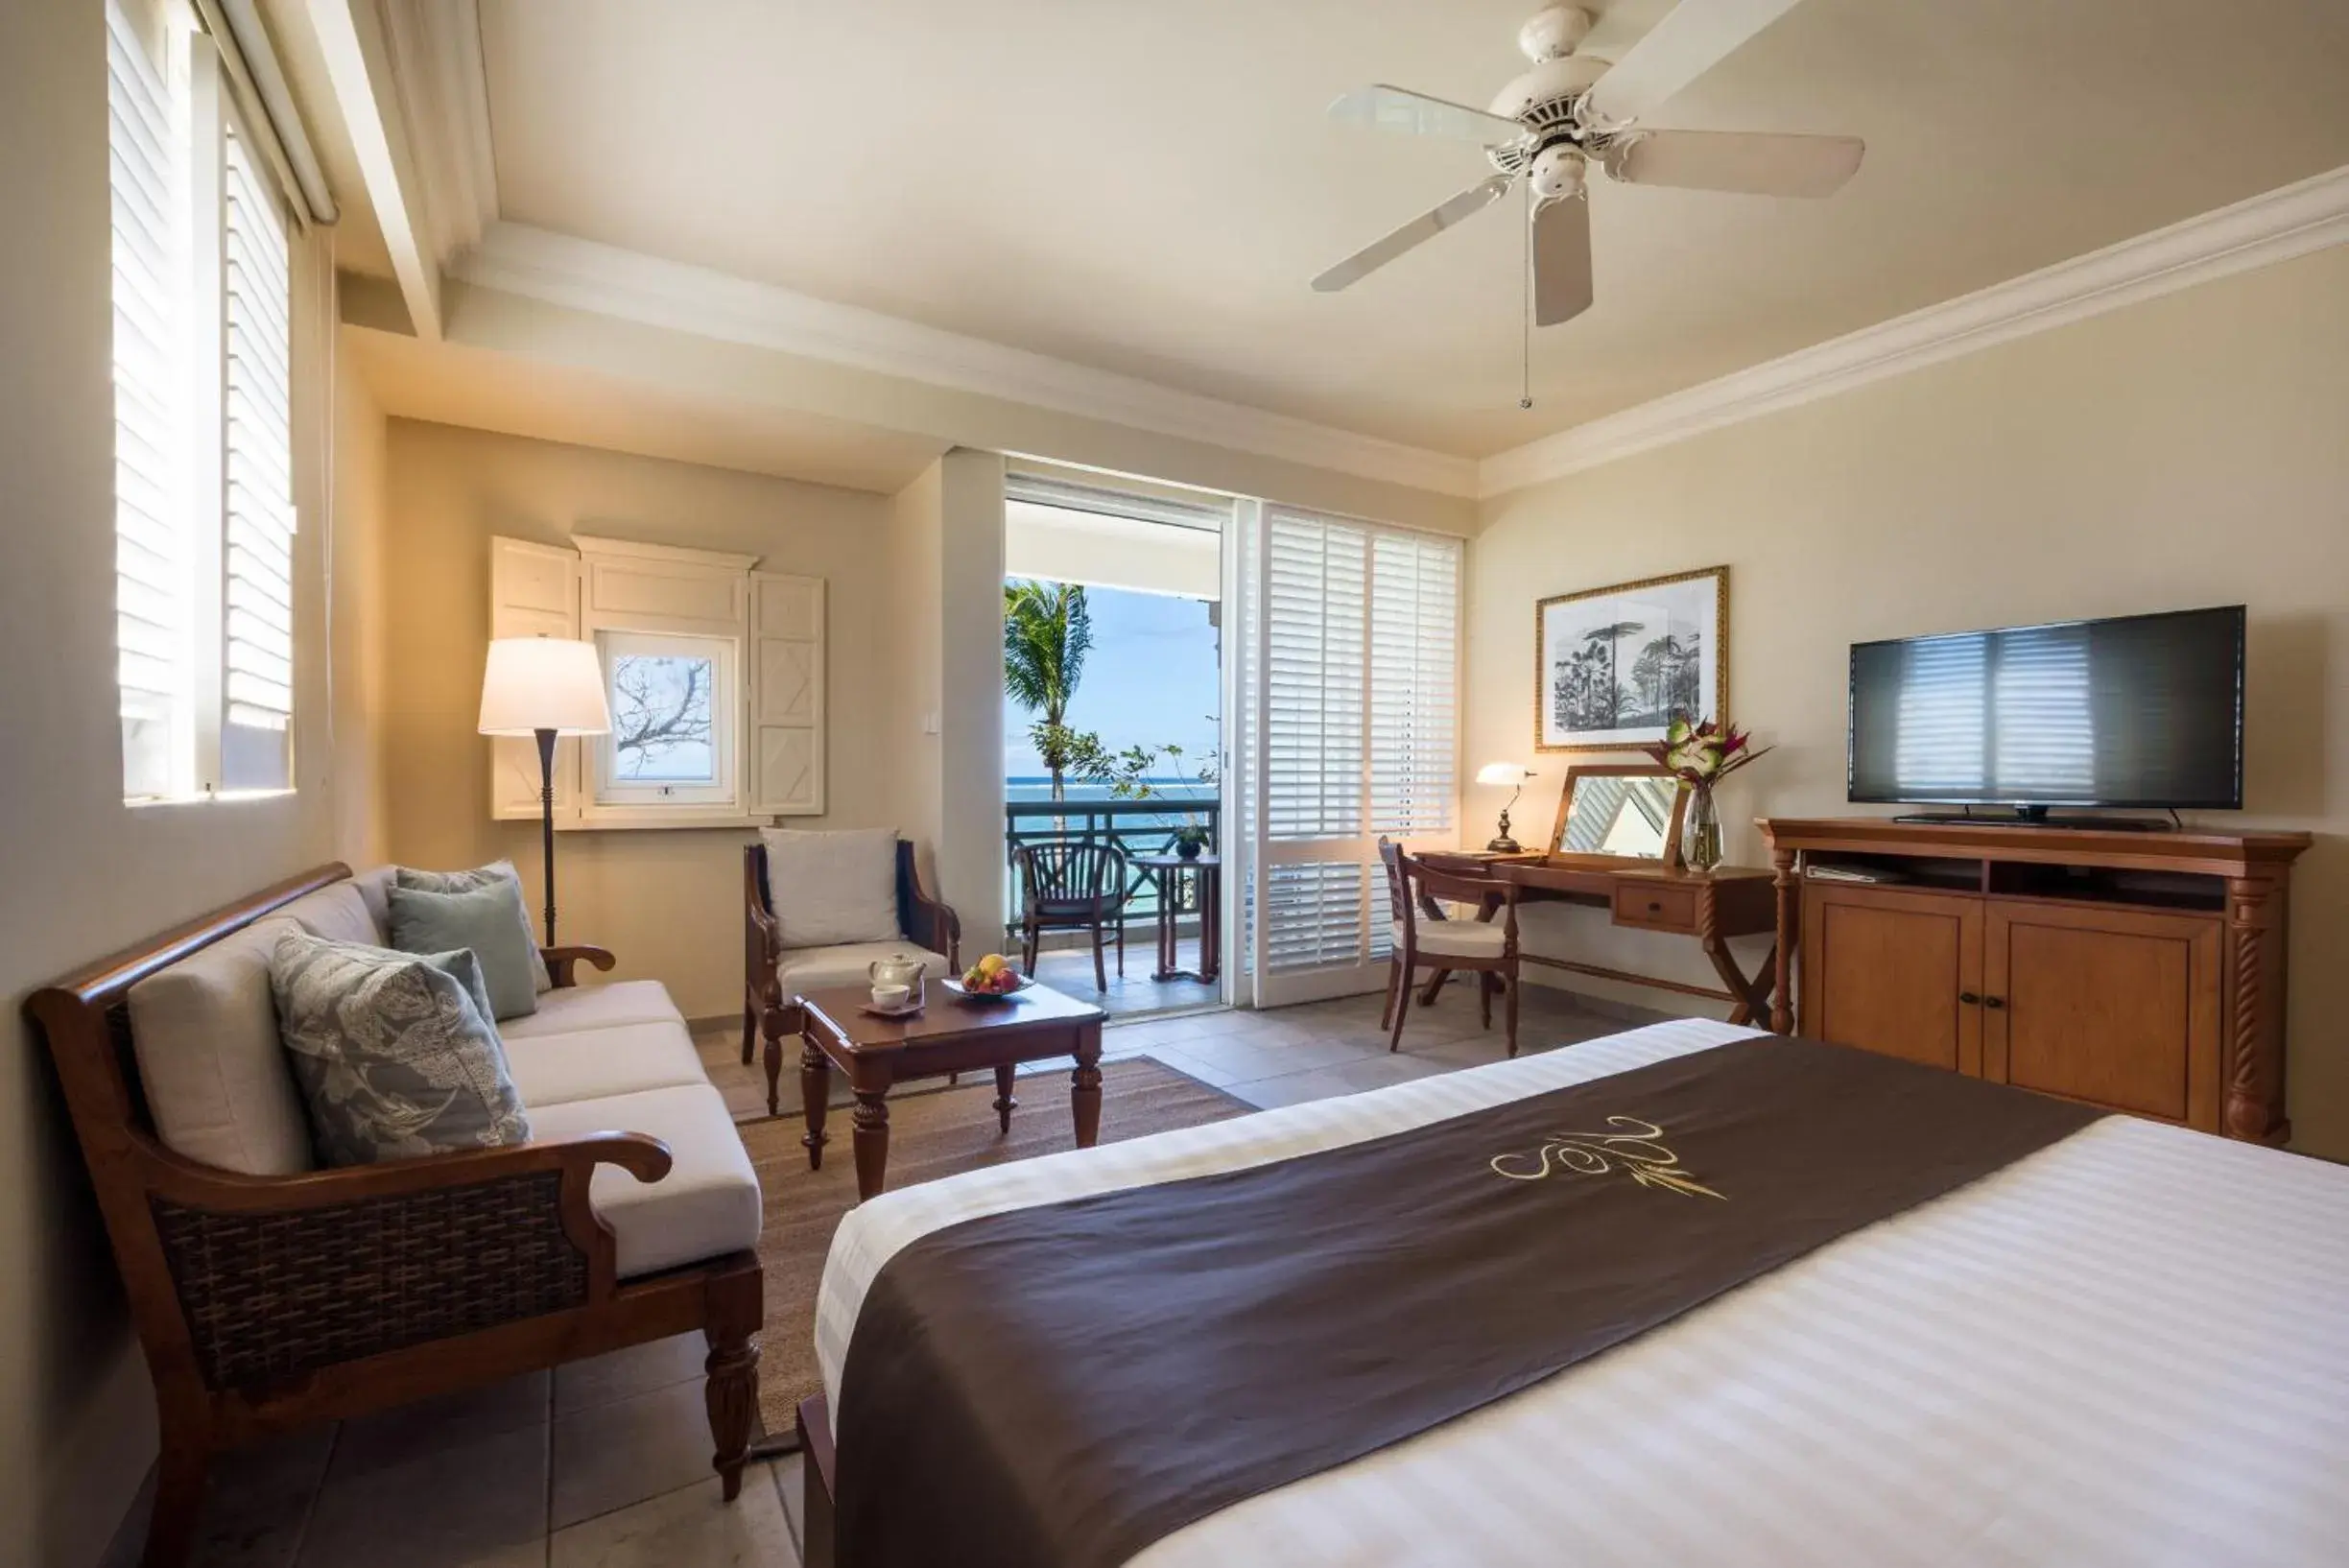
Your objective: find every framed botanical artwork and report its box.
[1534,565,1727,753]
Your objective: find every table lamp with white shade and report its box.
[1475,761,1535,853]
[478,636,611,944]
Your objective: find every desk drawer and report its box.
[1613,882,1697,933]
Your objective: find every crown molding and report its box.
[376,0,498,266]
[1478,163,2349,497]
[454,223,1481,498]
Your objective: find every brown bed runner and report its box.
[834,1035,2101,1568]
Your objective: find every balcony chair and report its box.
[1011,841,1129,993]
[1378,838,1522,1057]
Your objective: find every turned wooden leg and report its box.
[740,1002,756,1065]
[142,1434,208,1568]
[1505,967,1521,1058]
[1769,847,1799,1034]
[800,1040,830,1169]
[1479,970,1494,1031]
[1071,1032,1103,1148]
[851,1090,891,1200]
[993,1063,1018,1134]
[702,1271,761,1502]
[1091,923,1108,992]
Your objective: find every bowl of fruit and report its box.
[942,953,1032,1001]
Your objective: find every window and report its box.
[594,630,738,807]
[107,0,300,801]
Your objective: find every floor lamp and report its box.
[478,637,611,945]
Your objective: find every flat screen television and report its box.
[1848,606,2244,814]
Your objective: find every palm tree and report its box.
[1004,580,1093,800]
[1578,620,1647,728]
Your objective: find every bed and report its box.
[810,1019,2349,1567]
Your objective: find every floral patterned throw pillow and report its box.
[269,931,530,1166]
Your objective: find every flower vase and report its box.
[1683,782,1722,872]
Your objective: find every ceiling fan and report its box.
[1314,1,1864,331]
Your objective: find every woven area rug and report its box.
[738,1056,1251,1442]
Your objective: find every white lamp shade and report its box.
[478,637,612,737]
[1475,761,1530,787]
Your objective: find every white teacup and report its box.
[870,982,912,1010]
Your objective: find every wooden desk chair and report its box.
[1013,841,1129,992]
[1379,839,1521,1057]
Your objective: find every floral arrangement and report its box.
[1643,717,1770,786]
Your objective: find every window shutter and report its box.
[1367,532,1459,836]
[1264,510,1367,842]
[487,535,581,820]
[217,113,295,787]
[748,572,824,816]
[109,0,190,799]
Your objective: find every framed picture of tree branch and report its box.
[1534,565,1727,753]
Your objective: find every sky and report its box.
[1004,582,1221,782]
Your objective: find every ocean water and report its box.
[1005,777,1218,806]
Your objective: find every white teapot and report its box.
[866,954,927,993]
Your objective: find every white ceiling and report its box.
[442,2,2349,462]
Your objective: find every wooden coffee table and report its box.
[795,981,1107,1200]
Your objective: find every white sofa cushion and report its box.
[776,940,953,995]
[279,883,384,948]
[1393,918,1508,960]
[528,1085,762,1278]
[128,915,316,1176]
[499,980,683,1040]
[506,1021,709,1107]
[760,827,900,947]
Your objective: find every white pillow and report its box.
[760,827,901,948]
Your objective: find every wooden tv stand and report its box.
[1757,819,2310,1143]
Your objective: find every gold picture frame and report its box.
[1533,565,1728,754]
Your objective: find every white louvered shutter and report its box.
[109,0,191,800]
[218,112,295,787]
[1265,511,1366,842]
[1368,532,1459,837]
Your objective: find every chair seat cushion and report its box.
[506,1021,710,1107]
[499,981,684,1040]
[775,941,954,994]
[527,1085,762,1279]
[1396,918,1508,960]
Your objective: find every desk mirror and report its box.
[1548,765,1687,866]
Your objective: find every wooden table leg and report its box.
[1701,933,1774,1027]
[1070,1027,1103,1148]
[1199,866,1222,985]
[993,1063,1018,1134]
[1770,847,1799,1034]
[850,1090,890,1200]
[799,1038,830,1169]
[766,1026,785,1118]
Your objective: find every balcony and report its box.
[1005,797,1221,1017]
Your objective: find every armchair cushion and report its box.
[775,940,954,995]
[758,827,901,947]
[280,882,384,948]
[527,1085,761,1278]
[504,1020,709,1106]
[128,915,317,1176]
[395,862,553,993]
[388,881,541,1021]
[499,980,683,1040]
[270,932,531,1167]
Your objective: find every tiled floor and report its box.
[179,982,1655,1567]
[1029,937,1222,1019]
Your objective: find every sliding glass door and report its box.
[1235,504,1461,1007]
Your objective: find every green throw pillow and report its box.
[388,881,543,1021]
[394,862,552,993]
[269,931,530,1167]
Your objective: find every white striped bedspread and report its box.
[815,1019,2349,1567]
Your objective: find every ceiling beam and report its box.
[305,0,441,339]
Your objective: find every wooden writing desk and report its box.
[1418,850,1780,1025]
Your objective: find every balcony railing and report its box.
[1004,796,1221,940]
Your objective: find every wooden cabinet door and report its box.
[1982,900,2221,1128]
[1800,884,1982,1075]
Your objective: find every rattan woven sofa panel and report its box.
[26,864,763,1568]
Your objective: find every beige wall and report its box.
[1467,244,2349,1156]
[332,357,391,867]
[1,6,375,1558]
[376,420,913,1018]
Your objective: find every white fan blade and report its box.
[1581,0,1806,126]
[1603,130,1863,196]
[1313,176,1514,294]
[1329,84,1527,147]
[1532,195,1594,326]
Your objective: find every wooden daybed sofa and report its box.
[26,864,763,1568]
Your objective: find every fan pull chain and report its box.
[1519,181,1534,411]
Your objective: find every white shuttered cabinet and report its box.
[487,535,825,828]
[1242,506,1462,1005]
